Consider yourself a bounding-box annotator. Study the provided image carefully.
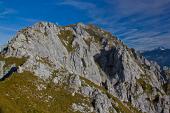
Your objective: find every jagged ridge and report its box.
[0,22,169,113]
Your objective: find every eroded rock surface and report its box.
[1,22,169,113]
[0,61,5,79]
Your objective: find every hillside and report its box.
[0,22,169,113]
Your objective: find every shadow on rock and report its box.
[0,67,18,81]
[93,48,124,84]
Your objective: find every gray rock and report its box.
[81,86,94,97]
[72,103,93,113]
[69,74,82,93]
[53,76,63,85]
[17,66,23,73]
[0,61,5,79]
[2,22,169,113]
[92,90,113,113]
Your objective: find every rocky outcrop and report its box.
[72,103,93,113]
[92,90,114,113]
[1,22,169,113]
[162,68,170,95]
[0,61,5,79]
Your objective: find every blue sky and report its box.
[0,0,170,50]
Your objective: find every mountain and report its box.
[0,22,169,113]
[142,47,170,68]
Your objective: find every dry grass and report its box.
[0,55,27,68]
[0,71,90,113]
[58,30,75,52]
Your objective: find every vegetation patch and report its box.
[0,71,91,113]
[85,28,102,45]
[137,78,153,94]
[44,31,48,36]
[0,55,28,68]
[106,92,142,113]
[80,76,142,113]
[36,57,54,67]
[58,30,75,52]
[80,76,105,91]
[83,38,92,48]
[124,102,143,113]
[85,25,121,48]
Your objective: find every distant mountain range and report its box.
[141,47,170,68]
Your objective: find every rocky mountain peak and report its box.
[142,46,170,68]
[0,22,169,113]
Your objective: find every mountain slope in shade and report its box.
[142,47,170,68]
[0,22,169,113]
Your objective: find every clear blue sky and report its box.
[0,0,170,50]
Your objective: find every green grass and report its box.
[80,76,104,91]
[124,102,143,113]
[0,55,28,68]
[106,92,143,113]
[44,31,48,36]
[58,30,75,52]
[137,78,153,94]
[0,53,143,113]
[0,71,91,113]
[36,57,54,67]
[84,28,101,45]
[83,38,92,48]
[85,25,121,48]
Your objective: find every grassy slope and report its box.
[0,71,90,113]
[0,70,143,113]
[0,55,142,113]
[0,55,27,68]
[58,30,75,52]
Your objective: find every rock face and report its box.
[0,61,5,79]
[92,90,113,113]
[1,22,170,113]
[163,68,170,95]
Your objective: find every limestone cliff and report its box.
[0,22,169,113]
